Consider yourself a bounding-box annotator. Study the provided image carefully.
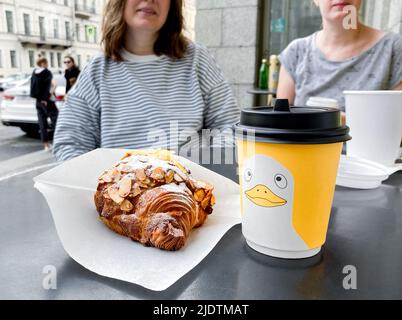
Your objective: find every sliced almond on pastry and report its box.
[120,200,134,212]
[119,165,133,173]
[194,189,206,202]
[210,195,216,206]
[131,183,142,197]
[135,168,147,181]
[150,167,165,181]
[100,170,114,183]
[165,170,174,183]
[138,156,149,163]
[108,186,124,204]
[201,190,213,209]
[110,169,121,182]
[195,180,213,191]
[174,173,183,183]
[118,176,132,197]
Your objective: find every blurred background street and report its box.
[0,93,55,180]
[0,120,42,161]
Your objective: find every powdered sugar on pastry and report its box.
[94,151,215,251]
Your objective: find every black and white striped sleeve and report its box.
[53,68,101,161]
[196,44,240,130]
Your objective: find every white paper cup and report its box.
[344,91,402,166]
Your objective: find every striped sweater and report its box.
[53,42,240,161]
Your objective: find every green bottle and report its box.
[259,58,268,90]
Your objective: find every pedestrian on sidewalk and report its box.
[30,57,59,151]
[64,56,80,94]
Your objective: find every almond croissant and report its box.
[94,151,215,251]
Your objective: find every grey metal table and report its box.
[1,162,401,300]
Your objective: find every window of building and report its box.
[57,52,62,68]
[75,23,80,41]
[29,50,35,68]
[257,0,322,105]
[85,25,90,42]
[94,26,98,43]
[65,21,71,41]
[40,51,46,59]
[64,0,69,6]
[77,54,81,68]
[6,11,14,33]
[363,0,402,35]
[50,52,55,68]
[262,0,322,56]
[260,0,401,59]
[53,19,59,39]
[0,50,3,68]
[39,17,46,40]
[23,14,31,36]
[10,50,17,68]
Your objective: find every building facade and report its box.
[0,0,105,77]
[183,0,196,40]
[0,0,197,78]
[364,0,402,33]
[2,0,400,93]
[194,0,260,109]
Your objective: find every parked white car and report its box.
[0,73,31,92]
[0,75,66,138]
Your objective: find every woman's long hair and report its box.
[101,0,189,61]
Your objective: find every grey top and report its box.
[279,32,402,110]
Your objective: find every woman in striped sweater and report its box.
[53,0,240,161]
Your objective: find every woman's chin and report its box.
[328,11,350,23]
[130,21,161,32]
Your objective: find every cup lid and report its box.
[336,155,393,189]
[235,99,351,144]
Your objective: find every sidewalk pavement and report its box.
[0,149,57,182]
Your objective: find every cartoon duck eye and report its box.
[274,174,287,189]
[244,168,253,182]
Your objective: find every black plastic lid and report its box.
[235,99,351,144]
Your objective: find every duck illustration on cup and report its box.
[241,154,314,258]
[235,99,351,259]
[245,175,288,208]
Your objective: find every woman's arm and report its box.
[277,65,296,105]
[53,72,101,161]
[203,81,239,130]
[390,36,402,91]
[196,44,240,130]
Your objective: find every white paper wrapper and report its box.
[34,148,241,291]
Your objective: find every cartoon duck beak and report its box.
[245,184,287,208]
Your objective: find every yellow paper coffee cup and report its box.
[235,99,351,259]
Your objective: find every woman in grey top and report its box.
[277,0,402,111]
[54,0,239,161]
